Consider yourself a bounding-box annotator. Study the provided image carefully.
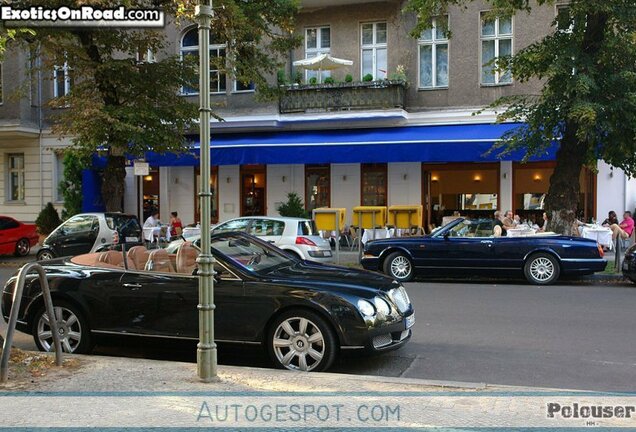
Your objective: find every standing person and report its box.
[610,211,634,240]
[169,211,183,237]
[144,209,160,228]
[502,210,515,234]
[602,211,618,227]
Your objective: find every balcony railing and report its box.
[278,80,406,114]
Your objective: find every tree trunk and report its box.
[545,122,587,235]
[101,154,126,212]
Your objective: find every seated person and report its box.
[609,211,634,240]
[502,210,515,234]
[602,211,618,227]
[493,210,505,236]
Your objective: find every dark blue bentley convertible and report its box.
[361,218,607,285]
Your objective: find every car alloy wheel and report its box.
[37,250,55,261]
[384,252,414,282]
[32,301,93,354]
[268,310,337,372]
[15,239,30,257]
[524,253,560,285]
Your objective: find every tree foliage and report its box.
[35,202,62,235]
[10,0,300,211]
[406,0,636,233]
[277,192,309,218]
[60,151,85,220]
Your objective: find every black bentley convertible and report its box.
[2,232,414,372]
[361,218,607,285]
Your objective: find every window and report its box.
[234,80,255,92]
[0,217,19,230]
[305,164,330,211]
[180,27,226,95]
[7,154,25,202]
[53,61,73,98]
[361,163,387,206]
[54,152,65,202]
[61,215,98,235]
[480,13,512,85]
[214,218,250,233]
[136,48,156,63]
[418,17,449,88]
[361,22,387,80]
[305,26,331,83]
[556,5,573,33]
[248,219,285,236]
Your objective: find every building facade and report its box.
[1,0,635,228]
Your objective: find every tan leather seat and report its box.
[145,249,175,273]
[98,250,131,268]
[176,242,199,274]
[128,246,150,271]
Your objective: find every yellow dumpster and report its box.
[352,206,386,229]
[388,205,423,229]
[313,208,346,231]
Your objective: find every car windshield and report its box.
[297,220,318,236]
[210,235,292,274]
[106,214,142,237]
[438,218,495,238]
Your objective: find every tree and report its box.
[59,151,85,220]
[406,0,636,234]
[277,192,309,218]
[12,0,299,211]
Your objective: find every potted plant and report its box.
[35,202,62,244]
[362,73,374,82]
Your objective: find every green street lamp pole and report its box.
[195,0,218,382]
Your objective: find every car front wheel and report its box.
[267,310,337,372]
[32,301,93,354]
[383,251,414,282]
[37,250,56,261]
[524,253,560,285]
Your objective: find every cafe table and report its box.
[581,225,613,249]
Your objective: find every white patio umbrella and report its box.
[293,53,353,83]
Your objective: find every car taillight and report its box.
[113,231,120,245]
[295,236,316,246]
[597,243,604,258]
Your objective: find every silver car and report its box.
[213,216,333,263]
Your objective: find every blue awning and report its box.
[95,123,558,167]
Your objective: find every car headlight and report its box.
[373,296,391,315]
[357,299,376,317]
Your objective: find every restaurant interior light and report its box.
[431,175,439,182]
[533,174,542,182]
[473,174,482,182]
[144,175,153,182]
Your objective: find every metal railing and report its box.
[279,80,407,114]
[1,263,62,383]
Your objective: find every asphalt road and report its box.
[1,266,635,392]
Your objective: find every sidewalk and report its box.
[1,353,635,429]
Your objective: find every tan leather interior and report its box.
[128,246,150,271]
[176,242,199,274]
[98,250,132,268]
[145,249,175,273]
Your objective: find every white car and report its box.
[213,216,333,263]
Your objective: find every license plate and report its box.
[405,313,415,329]
[126,237,139,243]
[324,250,332,257]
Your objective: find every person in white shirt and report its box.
[144,210,160,228]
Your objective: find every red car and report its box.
[0,216,38,256]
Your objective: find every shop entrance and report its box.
[240,165,266,216]
[142,167,160,222]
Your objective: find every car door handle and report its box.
[123,283,142,290]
